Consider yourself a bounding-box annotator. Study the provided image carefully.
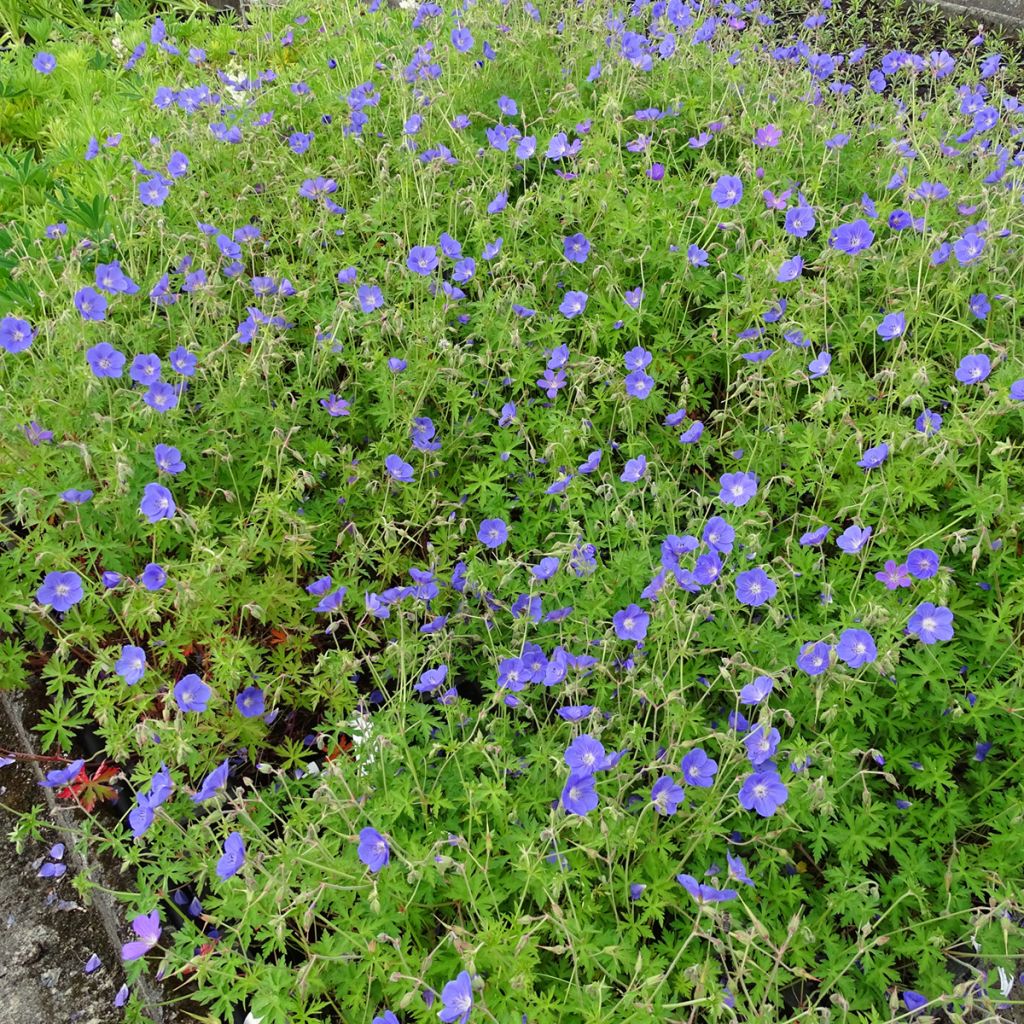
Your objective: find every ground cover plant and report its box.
[1,0,1024,1021]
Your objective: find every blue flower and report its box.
[478,518,508,549]
[174,674,211,712]
[438,970,474,1024]
[857,443,889,470]
[140,482,176,523]
[385,455,414,483]
[37,571,83,612]
[236,686,265,718]
[561,772,598,816]
[115,645,147,686]
[357,827,390,872]
[835,628,877,668]
[216,832,245,880]
[711,174,743,208]
[735,568,777,607]
[955,353,991,384]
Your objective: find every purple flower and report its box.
[478,518,508,549]
[738,770,788,817]
[916,409,942,435]
[739,675,773,706]
[561,772,598,816]
[703,516,735,554]
[450,25,474,52]
[154,444,186,474]
[36,571,83,612]
[969,293,990,320]
[140,562,167,591]
[906,547,940,579]
[735,568,777,607]
[564,735,606,773]
[624,369,655,399]
[174,673,211,712]
[857,443,889,470]
[140,482,175,523]
[836,525,871,553]
[744,726,780,766]
[385,455,414,483]
[115,645,147,686]
[129,353,161,385]
[438,970,474,1024]
[61,489,93,504]
[711,174,743,208]
[357,284,384,312]
[613,603,650,641]
[904,991,928,1015]
[144,382,179,412]
[121,911,161,962]
[776,255,803,282]
[39,760,84,789]
[408,245,439,275]
[876,312,906,340]
[216,832,245,880]
[559,290,588,318]
[620,455,647,482]
[1010,379,1024,401]
[651,776,685,815]
[875,560,911,590]
[676,873,739,903]
[0,315,36,354]
[799,525,831,546]
[835,628,877,668]
[86,342,125,378]
[191,759,229,803]
[680,748,718,787]
[138,177,170,208]
[315,586,347,614]
[74,287,107,321]
[796,640,831,676]
[829,219,874,255]
[358,827,390,872]
[321,394,351,417]
[754,124,782,148]
[718,471,758,507]
[955,353,991,384]
[563,233,590,263]
[784,206,815,238]
[236,686,265,718]
[33,52,57,74]
[907,602,954,644]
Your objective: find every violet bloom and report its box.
[796,641,831,676]
[174,673,211,712]
[358,827,390,872]
[744,725,780,766]
[236,686,265,718]
[676,873,739,904]
[955,353,991,384]
[37,571,83,612]
[154,444,185,474]
[563,233,590,263]
[40,759,84,788]
[33,52,57,74]
[624,369,655,400]
[140,482,175,523]
[620,455,647,482]
[718,471,758,507]
[680,748,718,787]
[754,124,782,147]
[738,770,788,817]
[408,245,439,275]
[121,911,161,962]
[906,548,940,579]
[385,455,414,483]
[86,342,125,378]
[735,568,777,607]
[799,525,831,546]
[216,832,245,880]
[561,772,598,816]
[0,315,36,353]
[478,518,508,549]
[651,776,685,815]
[321,394,351,417]
[835,628,877,668]
[907,602,954,644]
[739,675,774,706]
[916,409,942,435]
[564,735,607,773]
[357,284,384,312]
[115,645,147,686]
[711,174,743,208]
[876,312,906,340]
[140,563,167,591]
[836,525,872,553]
[857,443,889,470]
[829,219,874,255]
[559,290,588,318]
[438,970,474,1024]
[61,489,93,504]
[875,560,911,589]
[450,25,473,52]
[613,603,650,642]
[74,287,107,321]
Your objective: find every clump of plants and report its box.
[1,1,1023,1022]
